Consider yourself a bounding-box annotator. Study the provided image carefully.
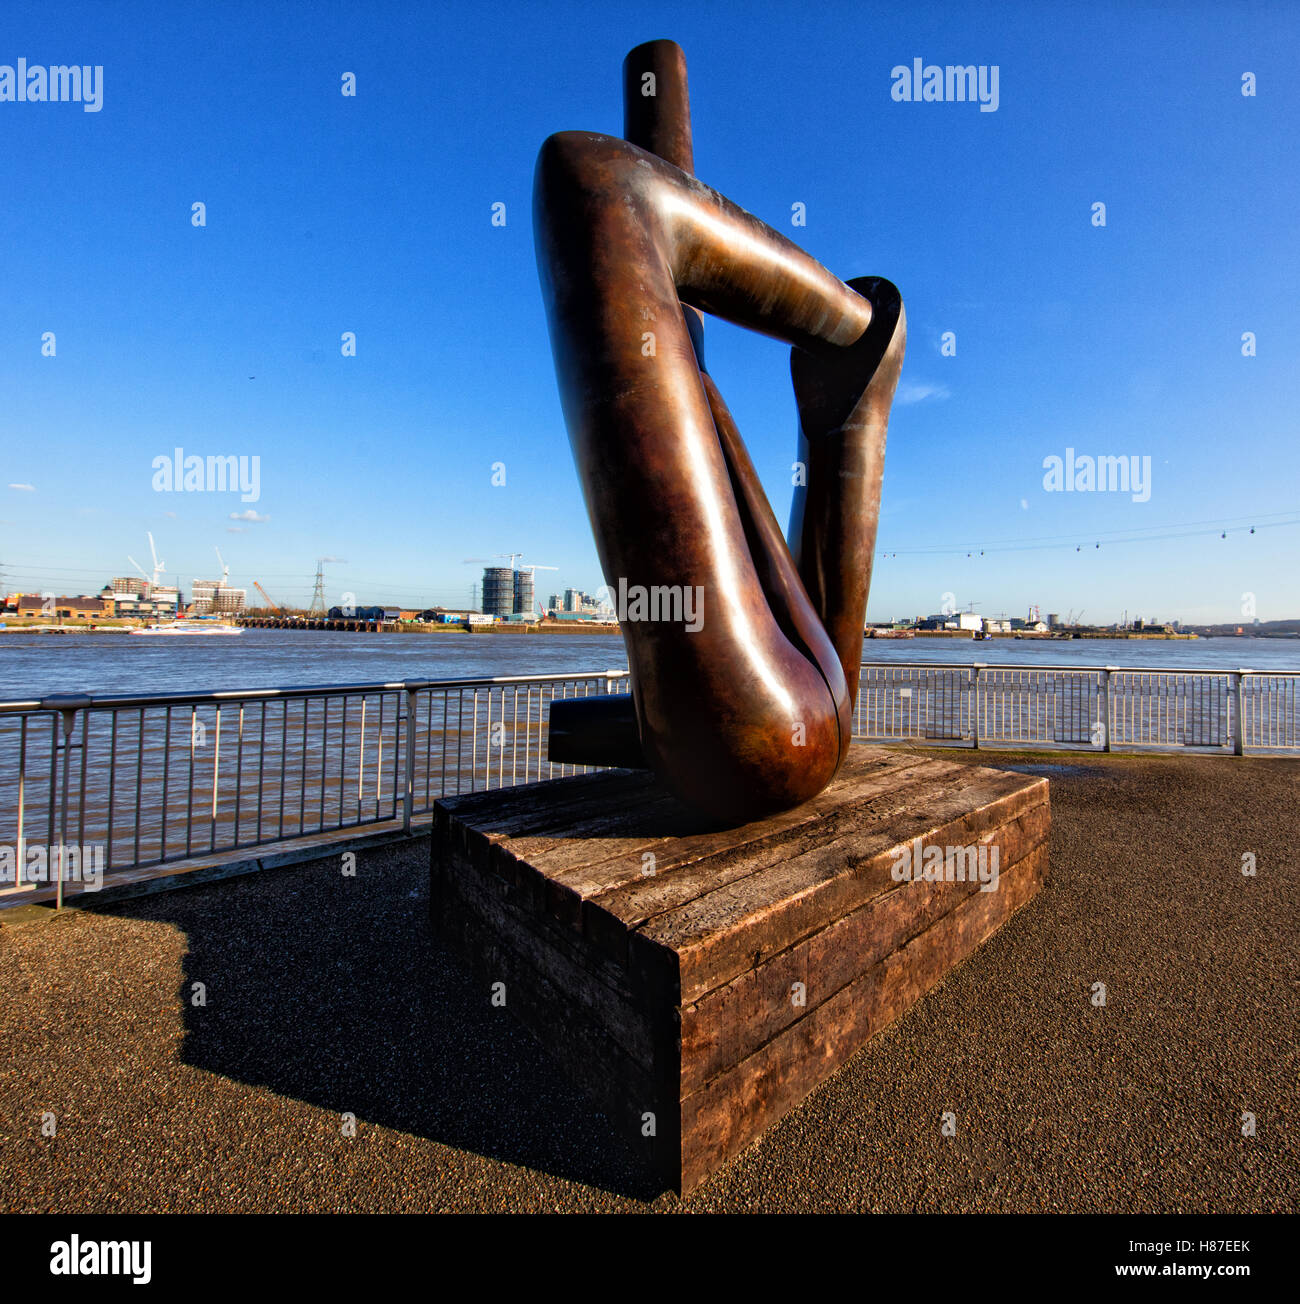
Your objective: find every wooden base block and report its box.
[430,747,1050,1194]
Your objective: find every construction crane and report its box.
[464,554,554,573]
[464,553,528,567]
[214,546,230,587]
[253,581,284,615]
[127,532,167,590]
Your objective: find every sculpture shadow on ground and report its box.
[84,840,667,1202]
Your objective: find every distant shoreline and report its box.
[3,620,1293,641]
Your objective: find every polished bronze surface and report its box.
[537,40,905,823]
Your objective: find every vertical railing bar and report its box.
[46,713,59,873]
[339,696,349,831]
[55,707,75,911]
[15,716,29,890]
[76,709,89,853]
[234,703,245,846]
[485,689,494,791]
[454,689,463,796]
[545,686,553,779]
[357,698,367,818]
[210,704,221,853]
[521,685,530,780]
[257,701,267,844]
[376,693,386,816]
[439,689,447,795]
[471,688,479,792]
[424,689,435,809]
[186,706,196,856]
[299,698,309,834]
[500,687,509,787]
[320,694,330,833]
[511,685,520,785]
[393,691,404,819]
[278,699,288,839]
[133,708,145,865]
[160,706,172,861]
[403,687,416,833]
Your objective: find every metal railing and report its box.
[855,662,1300,755]
[2,662,1297,901]
[0,671,630,904]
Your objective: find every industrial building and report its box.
[481,567,515,617]
[103,578,180,618]
[482,566,539,618]
[8,594,113,621]
[192,578,247,616]
[543,587,612,616]
[513,569,534,617]
[326,605,401,622]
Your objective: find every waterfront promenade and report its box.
[3,747,1294,1213]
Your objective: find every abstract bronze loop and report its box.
[537,40,905,824]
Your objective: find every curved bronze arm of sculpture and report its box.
[537,42,905,824]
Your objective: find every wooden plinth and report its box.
[430,747,1049,1194]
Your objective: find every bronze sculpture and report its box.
[537,40,905,824]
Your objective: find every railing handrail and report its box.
[4,662,1298,716]
[860,661,1294,676]
[0,669,633,714]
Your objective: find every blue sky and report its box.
[1,0,1296,623]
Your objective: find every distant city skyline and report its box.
[2,0,1297,625]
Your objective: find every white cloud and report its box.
[226,526,245,534]
[895,381,951,405]
[229,509,270,523]
[7,482,35,492]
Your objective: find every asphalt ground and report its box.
[2,749,1296,1212]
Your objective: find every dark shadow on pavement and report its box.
[82,840,664,1201]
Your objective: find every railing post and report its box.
[971,664,983,749]
[40,694,92,911]
[1102,667,1116,752]
[403,686,417,833]
[1233,670,1248,756]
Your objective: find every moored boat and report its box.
[129,623,243,636]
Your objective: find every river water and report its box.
[1,628,1297,699]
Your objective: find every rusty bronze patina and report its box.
[537,40,905,824]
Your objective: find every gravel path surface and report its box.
[2,750,1296,1213]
